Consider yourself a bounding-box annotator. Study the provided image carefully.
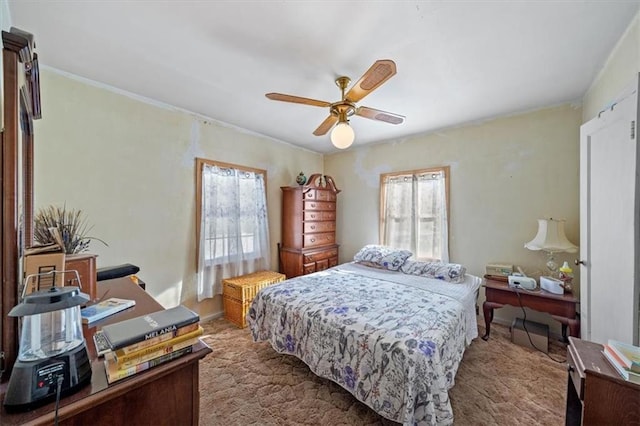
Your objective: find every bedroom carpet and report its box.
[198,317,567,425]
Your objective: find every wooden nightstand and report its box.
[223,270,286,328]
[482,276,579,341]
[566,337,640,425]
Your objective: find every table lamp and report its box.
[524,218,578,275]
[4,282,91,411]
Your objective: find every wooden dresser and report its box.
[280,174,340,279]
[566,336,640,425]
[1,277,211,425]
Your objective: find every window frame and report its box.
[195,158,268,266]
[379,166,450,261]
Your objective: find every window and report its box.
[195,159,270,300]
[379,167,450,262]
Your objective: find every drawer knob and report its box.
[310,225,316,230]
[567,364,574,372]
[310,238,315,243]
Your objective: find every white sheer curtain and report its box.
[381,169,449,262]
[197,164,270,301]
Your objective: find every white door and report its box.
[579,76,639,345]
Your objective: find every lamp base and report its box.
[545,252,559,276]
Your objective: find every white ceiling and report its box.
[6,1,639,154]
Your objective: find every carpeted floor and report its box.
[198,317,567,425]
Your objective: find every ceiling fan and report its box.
[265,59,404,149]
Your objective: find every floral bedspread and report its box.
[248,264,475,425]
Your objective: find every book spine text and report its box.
[105,346,194,384]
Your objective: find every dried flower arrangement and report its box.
[33,205,107,254]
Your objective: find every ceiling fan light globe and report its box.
[331,122,354,149]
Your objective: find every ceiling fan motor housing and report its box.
[331,102,356,121]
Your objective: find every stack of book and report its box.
[98,305,203,384]
[602,339,640,384]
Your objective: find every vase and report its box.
[296,172,307,186]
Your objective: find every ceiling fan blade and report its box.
[345,60,397,103]
[356,106,404,125]
[266,93,331,108]
[313,115,339,136]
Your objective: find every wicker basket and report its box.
[222,271,285,328]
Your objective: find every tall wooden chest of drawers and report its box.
[223,270,286,328]
[280,174,340,279]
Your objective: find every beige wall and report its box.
[23,7,639,334]
[583,12,640,122]
[34,69,582,333]
[34,69,322,320]
[322,10,640,334]
[324,104,582,333]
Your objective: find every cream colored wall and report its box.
[324,104,582,333]
[25,6,637,335]
[0,1,7,32]
[34,69,322,320]
[583,12,640,122]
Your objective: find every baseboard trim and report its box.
[201,311,224,324]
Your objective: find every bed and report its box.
[248,248,481,425]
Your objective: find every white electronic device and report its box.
[540,276,564,295]
[508,274,537,290]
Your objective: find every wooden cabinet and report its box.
[280,174,340,279]
[65,253,98,302]
[565,336,640,425]
[22,253,98,301]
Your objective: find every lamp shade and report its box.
[330,122,354,149]
[525,218,578,253]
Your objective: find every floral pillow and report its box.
[400,260,466,283]
[353,244,413,271]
